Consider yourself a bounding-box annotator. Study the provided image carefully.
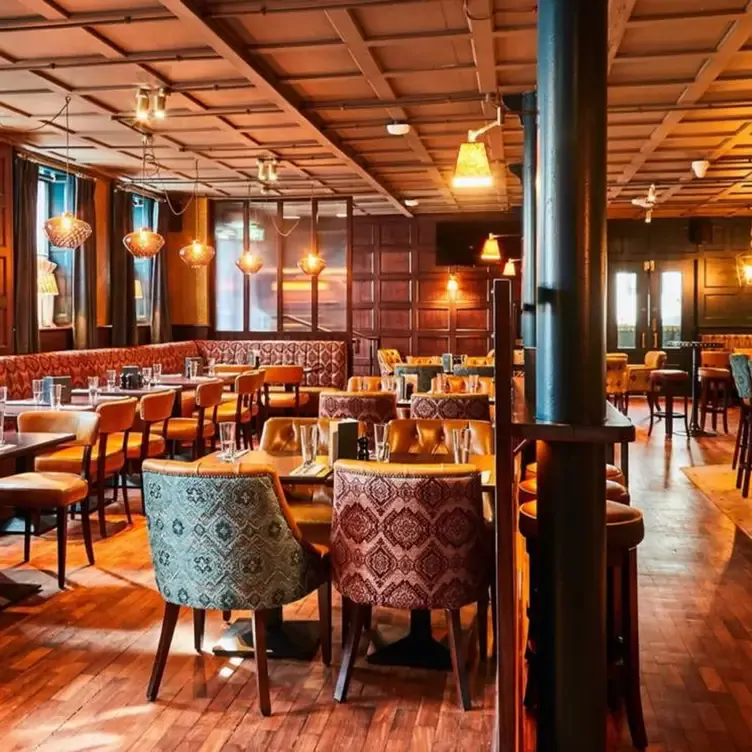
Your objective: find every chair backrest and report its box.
[464,356,492,366]
[214,364,253,376]
[387,418,494,456]
[142,458,324,611]
[263,365,304,386]
[347,375,385,392]
[195,379,225,408]
[429,375,494,395]
[96,397,138,434]
[235,370,265,395]
[734,348,752,357]
[410,393,491,421]
[260,417,334,454]
[331,460,488,610]
[18,410,100,446]
[377,348,402,376]
[730,354,752,401]
[406,356,442,366]
[140,390,176,423]
[644,350,667,369]
[701,350,731,369]
[319,391,397,443]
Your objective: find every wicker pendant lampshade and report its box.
[124,227,165,258]
[44,211,92,249]
[298,251,326,276]
[179,239,215,268]
[236,250,263,275]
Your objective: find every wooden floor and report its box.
[0,402,751,751]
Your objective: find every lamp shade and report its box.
[179,239,215,268]
[502,258,516,277]
[298,252,326,276]
[123,227,165,258]
[44,212,92,249]
[736,253,752,286]
[452,140,493,188]
[37,258,59,295]
[479,234,501,263]
[236,250,263,275]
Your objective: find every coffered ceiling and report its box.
[3,0,752,218]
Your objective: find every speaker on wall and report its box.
[688,218,712,245]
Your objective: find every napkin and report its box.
[290,463,328,477]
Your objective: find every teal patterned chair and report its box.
[142,458,331,716]
[730,354,752,494]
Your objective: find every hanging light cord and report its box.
[23,97,71,133]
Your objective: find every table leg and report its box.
[688,346,715,437]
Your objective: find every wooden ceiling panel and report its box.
[0,28,96,58]
[609,57,703,84]
[233,10,338,43]
[147,58,240,83]
[607,83,689,105]
[289,79,378,101]
[353,2,468,35]
[618,19,733,55]
[495,32,537,63]
[389,70,480,97]
[88,20,199,53]
[262,47,362,76]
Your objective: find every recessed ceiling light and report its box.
[404,198,419,207]
[386,121,411,136]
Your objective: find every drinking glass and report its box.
[32,379,43,406]
[88,376,99,406]
[452,428,471,464]
[142,367,152,387]
[299,425,318,469]
[106,369,117,391]
[153,363,162,384]
[189,361,199,380]
[207,358,216,377]
[468,374,480,393]
[50,384,63,411]
[374,423,389,463]
[381,375,395,393]
[219,422,236,460]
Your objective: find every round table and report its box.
[668,341,723,437]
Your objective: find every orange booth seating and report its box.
[0,339,348,401]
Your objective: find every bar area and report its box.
[0,2,752,751]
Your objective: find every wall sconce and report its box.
[447,273,459,299]
[502,258,516,276]
[452,106,500,189]
[479,233,501,262]
[737,224,752,286]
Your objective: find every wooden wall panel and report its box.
[0,144,12,354]
[95,177,110,327]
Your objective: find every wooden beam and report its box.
[608,0,637,73]
[157,0,411,216]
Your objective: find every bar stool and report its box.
[698,366,731,434]
[518,477,630,505]
[519,500,647,749]
[524,462,625,486]
[648,369,689,439]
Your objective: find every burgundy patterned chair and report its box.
[318,391,397,446]
[410,393,491,422]
[331,460,490,710]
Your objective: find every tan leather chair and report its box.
[156,379,223,459]
[263,365,310,415]
[406,355,442,366]
[387,418,494,459]
[377,348,402,376]
[347,376,388,392]
[627,350,667,396]
[430,375,494,396]
[213,370,264,449]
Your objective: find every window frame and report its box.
[131,193,158,326]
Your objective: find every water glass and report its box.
[142,367,152,387]
[32,379,43,405]
[189,361,199,380]
[88,376,99,405]
[381,375,395,393]
[106,369,117,391]
[452,428,471,464]
[299,425,318,469]
[153,363,162,384]
[374,423,389,463]
[219,422,236,460]
[50,384,63,411]
[207,358,216,377]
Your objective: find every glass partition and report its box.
[317,201,347,332]
[214,202,245,332]
[281,201,313,331]
[247,202,278,332]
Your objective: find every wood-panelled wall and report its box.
[351,214,520,374]
[609,217,752,331]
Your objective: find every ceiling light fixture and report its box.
[179,161,214,268]
[257,157,279,184]
[135,88,150,122]
[691,159,709,179]
[404,198,419,207]
[123,136,165,258]
[43,96,93,249]
[298,250,326,277]
[736,224,752,286]
[152,88,168,120]
[236,250,263,275]
[386,121,411,136]
[452,106,500,189]
[502,258,516,277]
[479,233,501,263]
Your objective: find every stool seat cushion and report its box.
[518,478,630,505]
[525,462,625,486]
[519,499,644,550]
[698,367,730,379]
[0,472,89,507]
[650,369,688,382]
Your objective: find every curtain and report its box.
[109,187,136,346]
[151,199,172,343]
[13,156,39,354]
[73,176,97,349]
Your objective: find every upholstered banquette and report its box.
[0,340,347,399]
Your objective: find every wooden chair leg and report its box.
[318,580,332,666]
[96,480,107,539]
[23,512,31,563]
[446,608,471,711]
[251,609,271,716]
[56,507,68,590]
[193,608,205,653]
[334,601,365,703]
[477,596,488,662]
[733,407,744,469]
[80,502,95,565]
[723,382,730,434]
[622,549,648,749]
[121,471,132,525]
[736,412,749,486]
[647,390,655,436]
[147,602,181,701]
[683,395,689,436]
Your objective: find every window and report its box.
[316,201,347,332]
[282,202,313,331]
[660,271,682,347]
[131,195,157,324]
[214,202,244,332]
[615,272,637,349]
[248,202,278,332]
[36,171,73,328]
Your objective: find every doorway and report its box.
[607,259,695,372]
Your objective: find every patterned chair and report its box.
[377,348,403,377]
[410,393,491,422]
[606,353,629,414]
[627,350,667,397]
[331,460,491,710]
[319,391,397,446]
[730,354,752,494]
[142,458,331,716]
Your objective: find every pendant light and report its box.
[235,184,263,275]
[479,233,501,263]
[43,96,93,249]
[298,250,326,276]
[123,136,165,258]
[179,161,214,268]
[452,106,500,189]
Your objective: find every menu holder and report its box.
[329,419,359,466]
[42,376,72,404]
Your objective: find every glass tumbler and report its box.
[299,425,318,469]
[452,428,471,464]
[50,384,63,411]
[106,370,117,391]
[88,376,99,405]
[219,422,236,460]
[374,423,389,463]
[32,379,43,406]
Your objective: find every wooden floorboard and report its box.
[0,401,751,750]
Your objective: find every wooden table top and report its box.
[0,432,75,459]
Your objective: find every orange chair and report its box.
[214,371,264,449]
[263,365,310,416]
[156,379,224,459]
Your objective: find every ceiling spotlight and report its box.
[135,88,150,122]
[691,159,709,179]
[267,158,279,182]
[257,158,268,182]
[386,121,411,136]
[645,209,653,224]
[404,198,419,207]
[152,88,168,120]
